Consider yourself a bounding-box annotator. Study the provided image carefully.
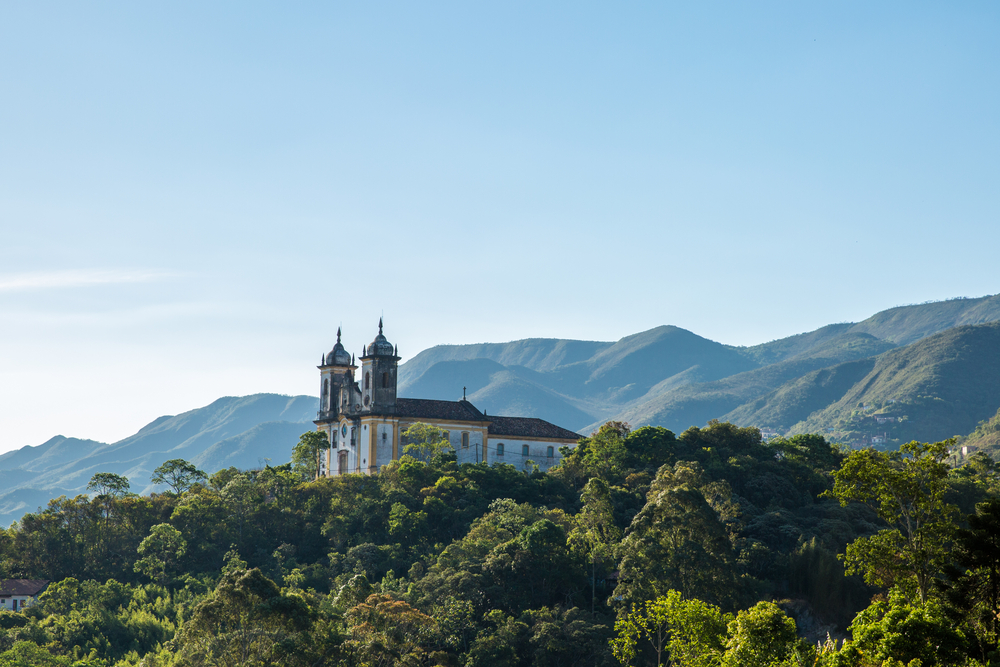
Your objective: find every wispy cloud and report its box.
[0,269,177,293]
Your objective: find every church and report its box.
[314,321,582,477]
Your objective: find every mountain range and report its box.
[4,293,1000,527]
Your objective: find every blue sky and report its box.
[1,2,998,452]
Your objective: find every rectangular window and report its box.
[547,446,554,458]
[497,443,505,457]
[522,444,529,457]
[462,432,469,449]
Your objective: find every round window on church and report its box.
[363,394,370,406]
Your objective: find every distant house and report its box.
[0,579,49,611]
[875,416,895,424]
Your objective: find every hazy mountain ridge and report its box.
[399,294,1000,444]
[0,395,318,527]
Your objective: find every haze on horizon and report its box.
[1,2,998,453]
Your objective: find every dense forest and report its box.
[0,421,997,666]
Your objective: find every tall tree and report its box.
[151,459,207,494]
[570,478,621,617]
[290,431,329,481]
[613,464,738,610]
[87,472,132,562]
[827,439,958,603]
[134,523,187,587]
[943,496,1000,658]
[720,602,797,667]
[612,591,730,667]
[173,567,313,667]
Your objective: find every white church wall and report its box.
[376,423,394,469]
[454,429,483,465]
[487,439,568,472]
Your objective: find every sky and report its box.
[1,2,998,453]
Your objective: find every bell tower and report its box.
[360,318,399,414]
[314,327,358,477]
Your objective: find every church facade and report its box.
[314,322,582,477]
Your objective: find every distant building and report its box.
[313,322,581,477]
[0,580,48,611]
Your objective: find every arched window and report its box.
[547,446,554,458]
[364,372,370,390]
[338,450,348,475]
[382,372,389,388]
[497,443,504,457]
[522,444,530,457]
[462,432,469,449]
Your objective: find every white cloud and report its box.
[0,269,177,292]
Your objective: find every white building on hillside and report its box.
[0,579,49,611]
[314,322,581,477]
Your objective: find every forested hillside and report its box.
[737,322,1000,447]
[0,422,996,665]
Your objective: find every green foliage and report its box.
[842,589,967,667]
[828,440,958,603]
[173,567,313,667]
[87,473,131,498]
[721,601,797,667]
[612,590,730,667]
[134,524,187,587]
[941,496,1000,660]
[614,462,739,610]
[401,422,453,462]
[4,420,998,665]
[290,431,328,482]
[151,459,207,494]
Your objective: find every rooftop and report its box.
[0,579,49,597]
[395,398,580,441]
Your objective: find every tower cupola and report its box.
[324,327,353,367]
[359,318,400,413]
[365,318,396,357]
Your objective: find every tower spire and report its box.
[379,317,383,334]
[337,326,342,343]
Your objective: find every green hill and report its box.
[593,332,895,435]
[731,322,1000,447]
[957,406,1000,459]
[399,295,1000,439]
[844,294,1000,345]
[399,325,760,432]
